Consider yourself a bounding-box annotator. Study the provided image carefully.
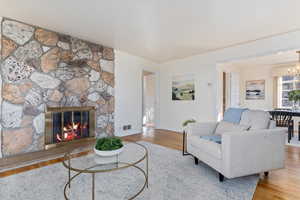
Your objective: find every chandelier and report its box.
[288,51,300,76]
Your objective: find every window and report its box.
[279,75,300,107]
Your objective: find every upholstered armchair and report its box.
[184,109,286,182]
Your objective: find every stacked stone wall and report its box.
[0,18,115,157]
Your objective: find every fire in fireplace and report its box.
[56,122,86,142]
[45,107,95,149]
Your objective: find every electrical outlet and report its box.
[122,125,132,131]
[122,125,132,130]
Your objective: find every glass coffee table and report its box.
[62,142,148,200]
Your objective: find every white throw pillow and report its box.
[240,110,270,130]
[215,121,250,135]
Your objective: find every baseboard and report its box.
[116,129,142,137]
[155,128,183,134]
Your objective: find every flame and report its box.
[56,134,62,141]
[74,123,79,129]
[56,122,86,142]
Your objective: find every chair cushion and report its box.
[189,135,222,159]
[215,121,250,135]
[223,108,248,124]
[240,110,270,130]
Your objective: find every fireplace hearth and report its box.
[45,107,96,149]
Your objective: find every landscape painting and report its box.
[246,80,265,100]
[172,75,195,101]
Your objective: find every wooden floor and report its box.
[124,128,300,200]
[0,128,300,200]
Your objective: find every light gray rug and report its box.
[0,142,259,200]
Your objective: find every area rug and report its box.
[0,142,259,200]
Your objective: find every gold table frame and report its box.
[62,142,149,200]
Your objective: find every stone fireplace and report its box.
[44,106,96,149]
[0,17,115,158]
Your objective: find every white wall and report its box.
[114,51,159,136]
[159,60,218,132]
[158,30,300,132]
[239,66,274,110]
[114,29,300,134]
[229,72,240,108]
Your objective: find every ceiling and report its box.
[1,0,300,62]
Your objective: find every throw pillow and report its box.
[215,121,250,135]
[223,108,248,124]
[240,110,270,130]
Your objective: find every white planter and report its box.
[94,146,124,157]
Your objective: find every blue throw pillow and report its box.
[223,108,248,124]
[200,135,222,144]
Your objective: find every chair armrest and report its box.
[221,128,286,178]
[186,122,218,137]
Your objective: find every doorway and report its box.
[142,71,156,130]
[218,67,241,119]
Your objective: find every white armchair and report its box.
[184,110,286,182]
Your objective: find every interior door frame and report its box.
[222,72,226,116]
[142,70,156,130]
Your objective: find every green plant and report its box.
[288,90,300,104]
[95,137,123,151]
[182,119,196,127]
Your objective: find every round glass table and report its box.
[62,142,148,200]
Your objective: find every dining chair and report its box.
[270,110,293,143]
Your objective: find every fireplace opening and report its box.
[45,107,95,149]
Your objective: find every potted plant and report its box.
[94,137,124,157]
[288,90,300,110]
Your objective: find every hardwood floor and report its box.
[123,128,183,150]
[0,128,299,200]
[253,145,300,200]
[124,128,300,200]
